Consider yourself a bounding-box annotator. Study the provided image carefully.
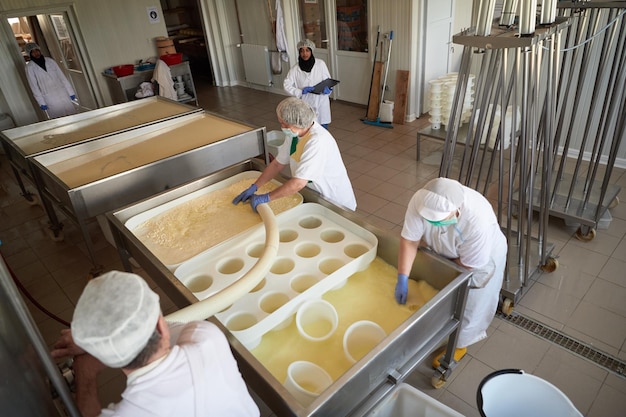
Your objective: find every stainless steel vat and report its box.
[0,97,201,199]
[106,159,471,416]
[29,113,266,274]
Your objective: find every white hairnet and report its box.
[24,42,40,55]
[71,271,161,368]
[414,177,465,221]
[297,39,315,52]
[276,97,316,128]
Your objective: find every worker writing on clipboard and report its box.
[233,97,356,212]
[395,178,507,368]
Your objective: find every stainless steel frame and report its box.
[106,159,472,416]
[29,113,266,275]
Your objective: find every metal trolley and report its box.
[106,159,473,414]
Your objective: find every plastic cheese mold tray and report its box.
[174,203,378,349]
[124,171,303,271]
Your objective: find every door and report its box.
[296,0,370,105]
[37,13,97,110]
[422,0,454,111]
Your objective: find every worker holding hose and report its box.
[395,178,507,368]
[233,97,356,211]
[50,271,259,417]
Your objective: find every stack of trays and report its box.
[174,203,378,349]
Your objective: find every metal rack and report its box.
[439,11,569,312]
[439,1,625,312]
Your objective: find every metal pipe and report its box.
[476,0,497,36]
[500,0,520,26]
[539,0,558,25]
[519,0,538,36]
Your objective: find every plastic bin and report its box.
[265,130,286,160]
[366,383,464,417]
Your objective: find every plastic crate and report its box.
[366,383,464,417]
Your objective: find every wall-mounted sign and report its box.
[147,6,160,24]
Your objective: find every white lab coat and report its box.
[401,185,507,347]
[99,321,259,417]
[283,59,332,125]
[275,121,356,210]
[25,57,76,119]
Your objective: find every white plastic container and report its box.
[265,130,287,160]
[296,299,338,342]
[366,383,464,417]
[284,361,333,407]
[343,320,386,363]
[379,100,394,123]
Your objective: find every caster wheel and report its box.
[608,196,619,209]
[25,193,40,206]
[431,373,447,389]
[540,257,559,273]
[47,229,64,242]
[501,298,514,316]
[575,227,596,242]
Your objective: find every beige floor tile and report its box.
[518,281,582,324]
[584,278,626,317]
[555,241,610,276]
[598,257,626,287]
[587,383,626,417]
[566,300,626,350]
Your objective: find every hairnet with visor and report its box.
[297,39,315,52]
[24,42,40,55]
[414,177,465,221]
[71,271,161,368]
[276,97,316,128]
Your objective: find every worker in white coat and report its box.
[283,39,332,128]
[395,177,507,368]
[24,42,77,119]
[51,271,259,417]
[233,97,356,211]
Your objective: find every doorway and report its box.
[295,0,370,105]
[7,11,97,113]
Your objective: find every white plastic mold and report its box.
[123,171,303,271]
[174,203,378,349]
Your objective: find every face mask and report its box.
[282,127,296,137]
[426,215,458,227]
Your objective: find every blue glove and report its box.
[40,104,48,111]
[70,95,77,101]
[395,273,408,304]
[250,193,270,212]
[323,86,332,95]
[232,184,257,205]
[302,86,314,94]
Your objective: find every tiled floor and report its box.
[1,78,626,416]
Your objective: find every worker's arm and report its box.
[268,177,308,201]
[397,237,420,276]
[254,158,286,189]
[73,354,106,417]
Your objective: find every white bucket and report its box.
[296,299,338,342]
[284,361,333,406]
[379,100,394,123]
[343,320,386,363]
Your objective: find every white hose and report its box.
[165,203,279,323]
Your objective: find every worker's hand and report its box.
[51,328,86,360]
[323,86,332,95]
[40,104,48,111]
[70,95,77,101]
[232,184,257,205]
[302,86,314,94]
[395,273,409,304]
[250,193,270,212]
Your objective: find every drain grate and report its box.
[497,311,626,377]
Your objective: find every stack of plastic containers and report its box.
[428,73,475,130]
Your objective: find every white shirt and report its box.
[283,59,332,125]
[276,121,356,210]
[99,321,259,417]
[25,57,76,119]
[401,184,506,287]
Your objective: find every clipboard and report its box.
[311,78,340,94]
